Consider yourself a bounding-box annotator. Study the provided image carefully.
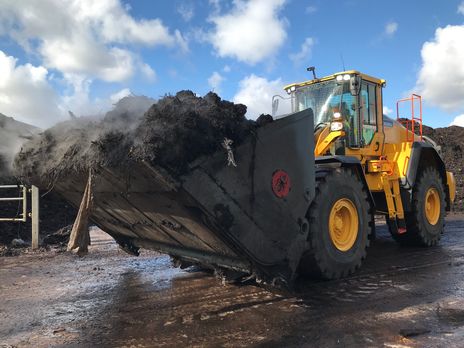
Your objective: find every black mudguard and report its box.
[404,142,451,211]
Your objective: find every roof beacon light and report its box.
[343,74,351,81]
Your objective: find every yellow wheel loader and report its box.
[279,70,455,280]
[55,70,456,286]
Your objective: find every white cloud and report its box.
[223,65,231,73]
[0,0,181,83]
[177,2,195,22]
[306,5,317,14]
[290,37,314,65]
[208,72,224,93]
[69,1,174,47]
[0,50,139,128]
[0,51,62,127]
[385,22,398,36]
[140,63,157,81]
[415,25,464,112]
[174,29,190,54]
[208,0,288,64]
[60,74,105,118]
[233,74,285,119]
[0,0,187,127]
[110,88,132,104]
[383,106,393,115]
[451,114,464,127]
[41,41,135,82]
[458,2,464,15]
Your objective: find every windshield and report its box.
[293,80,358,127]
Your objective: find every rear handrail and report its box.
[396,94,423,142]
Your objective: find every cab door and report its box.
[344,78,384,158]
[360,81,378,146]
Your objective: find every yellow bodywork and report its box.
[314,128,344,157]
[305,70,456,221]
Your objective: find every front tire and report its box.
[299,168,373,279]
[390,167,445,246]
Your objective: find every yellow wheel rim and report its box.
[329,198,359,251]
[425,187,440,225]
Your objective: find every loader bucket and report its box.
[55,109,315,284]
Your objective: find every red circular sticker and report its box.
[272,170,291,198]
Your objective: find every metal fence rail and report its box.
[0,185,27,222]
[0,185,39,249]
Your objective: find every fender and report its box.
[404,142,451,210]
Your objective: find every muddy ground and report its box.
[1,216,464,348]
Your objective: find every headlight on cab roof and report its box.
[286,85,297,94]
[336,74,351,81]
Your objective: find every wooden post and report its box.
[67,173,92,255]
[31,185,39,250]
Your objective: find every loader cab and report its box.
[284,71,386,156]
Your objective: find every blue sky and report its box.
[1,0,464,128]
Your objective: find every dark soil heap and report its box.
[133,91,252,174]
[0,154,6,176]
[422,125,464,211]
[14,91,261,187]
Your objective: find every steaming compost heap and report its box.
[14,91,260,187]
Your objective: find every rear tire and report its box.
[390,167,445,246]
[299,168,373,279]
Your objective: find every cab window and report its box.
[360,82,377,145]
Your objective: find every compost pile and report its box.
[0,154,6,177]
[422,125,464,211]
[14,91,262,187]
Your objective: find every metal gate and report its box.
[0,185,39,249]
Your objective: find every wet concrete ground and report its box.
[1,216,464,347]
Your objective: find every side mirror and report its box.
[272,97,279,117]
[350,75,361,96]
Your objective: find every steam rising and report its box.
[14,91,265,187]
[0,113,41,177]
